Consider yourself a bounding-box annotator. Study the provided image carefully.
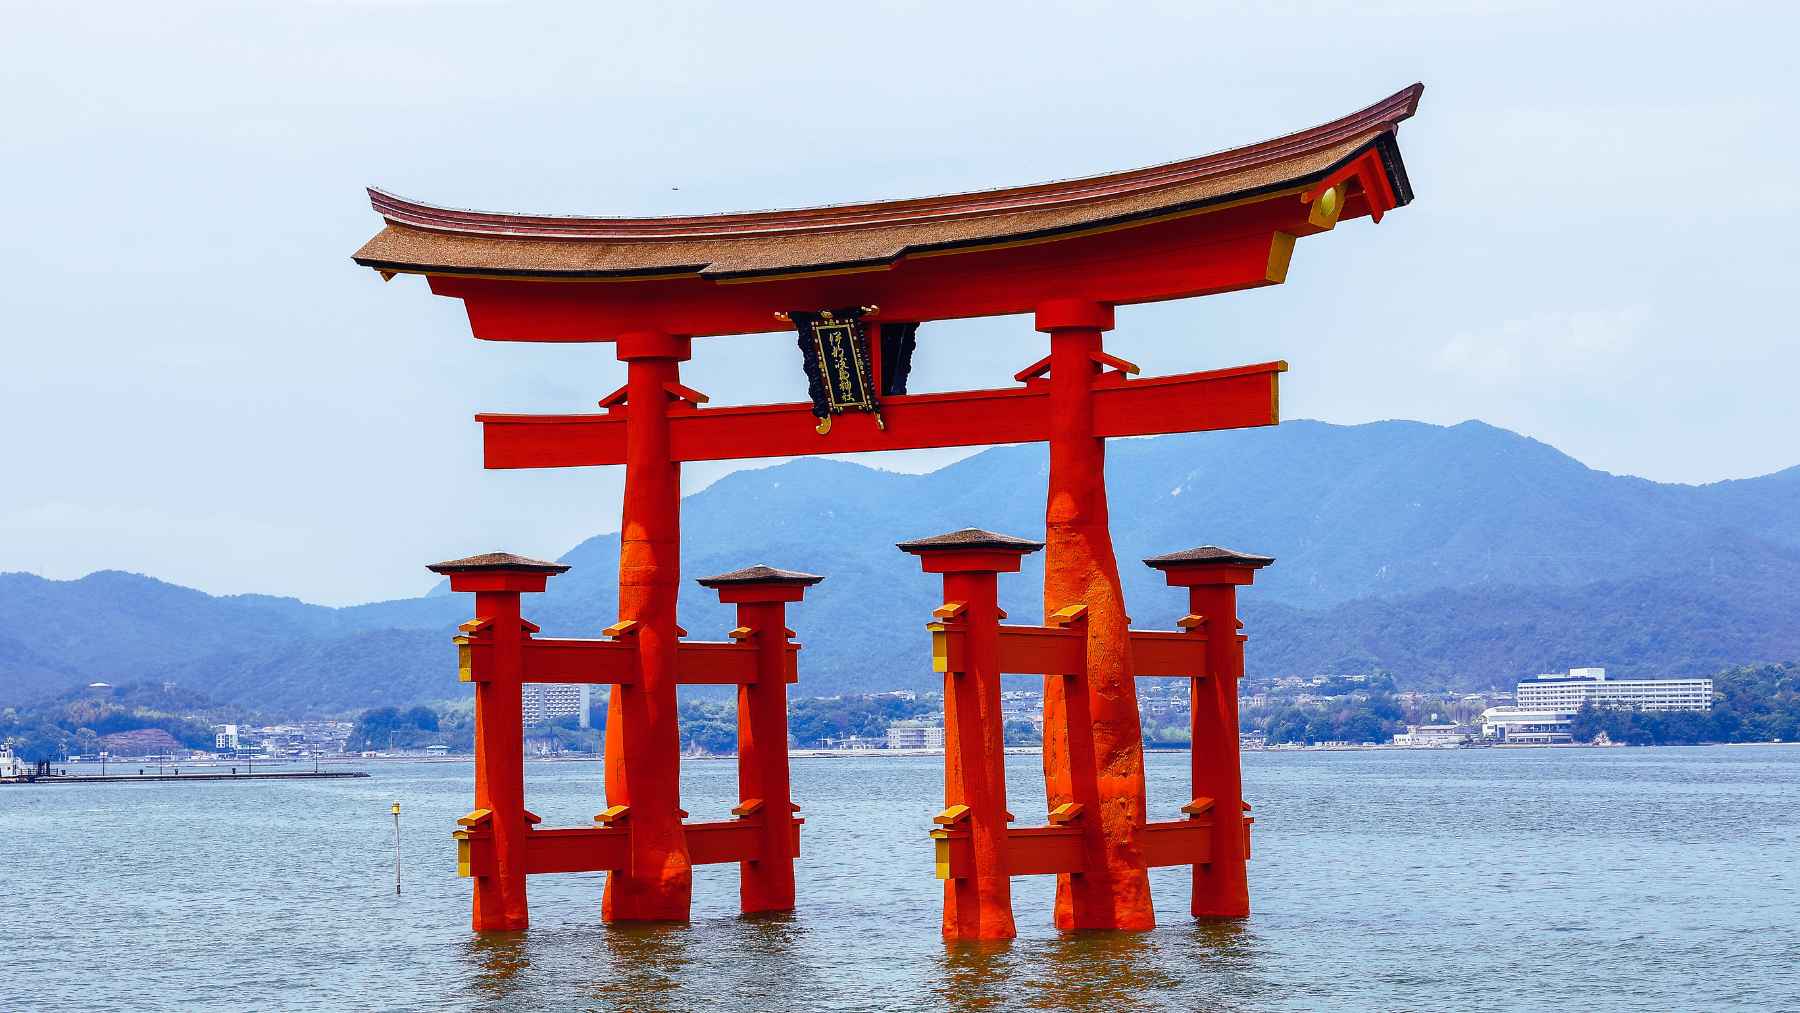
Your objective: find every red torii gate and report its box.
[902,530,1272,938]
[355,84,1422,936]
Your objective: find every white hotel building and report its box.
[1481,667,1713,744]
[1515,667,1713,713]
[522,683,592,728]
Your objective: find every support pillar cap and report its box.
[898,528,1044,574]
[428,551,569,593]
[695,564,825,588]
[897,528,1045,554]
[1144,545,1272,586]
[697,563,824,603]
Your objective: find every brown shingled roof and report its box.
[354,85,1421,281]
[427,551,571,575]
[695,564,825,588]
[896,528,1046,554]
[1142,546,1275,570]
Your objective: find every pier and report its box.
[5,770,371,785]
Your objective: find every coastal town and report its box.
[8,660,1776,778]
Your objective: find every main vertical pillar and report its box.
[697,564,824,914]
[604,330,694,922]
[901,528,1042,941]
[1034,299,1154,931]
[428,552,568,933]
[1145,546,1273,919]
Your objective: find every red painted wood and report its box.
[1039,308,1154,933]
[602,343,693,923]
[477,361,1282,469]
[995,626,1084,676]
[523,827,631,875]
[684,818,804,867]
[944,627,1211,681]
[1127,631,1211,677]
[428,207,1300,341]
[1005,825,1088,877]
[672,640,799,685]
[520,638,638,684]
[907,548,1022,942]
[469,589,530,931]
[1150,556,1262,921]
[1135,820,1215,868]
[509,638,798,685]
[931,824,1088,880]
[1184,585,1250,918]
[738,601,796,912]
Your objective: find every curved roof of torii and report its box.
[354,84,1421,283]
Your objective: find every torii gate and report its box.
[354,84,1422,934]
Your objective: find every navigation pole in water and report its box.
[357,83,1423,938]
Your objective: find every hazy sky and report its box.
[3,1,1794,605]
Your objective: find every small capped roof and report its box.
[427,551,571,575]
[896,528,1045,554]
[1143,546,1274,569]
[695,564,825,588]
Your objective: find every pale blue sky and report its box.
[2,1,1794,604]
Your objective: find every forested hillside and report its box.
[4,420,1795,711]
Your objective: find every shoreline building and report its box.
[1481,666,1715,744]
[1391,723,1474,747]
[1517,668,1713,713]
[886,719,945,751]
[1478,708,1575,745]
[522,683,592,728]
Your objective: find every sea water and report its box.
[3,747,1797,1012]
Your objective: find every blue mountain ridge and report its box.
[2,419,1795,711]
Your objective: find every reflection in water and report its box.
[461,931,531,1004]
[937,939,1020,1012]
[585,921,695,1012]
[724,912,816,1009]
[1164,918,1273,1012]
[1186,917,1256,970]
[1021,930,1174,1013]
[13,751,1796,1010]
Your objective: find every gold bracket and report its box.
[1304,184,1343,230]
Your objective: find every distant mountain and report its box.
[4,420,1796,711]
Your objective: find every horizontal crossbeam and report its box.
[457,816,804,877]
[1133,815,1254,867]
[933,823,1087,880]
[478,361,1283,469]
[934,625,1210,678]
[463,637,799,685]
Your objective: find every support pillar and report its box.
[1144,545,1274,919]
[697,564,825,914]
[900,528,1042,942]
[605,329,694,922]
[1034,299,1154,931]
[428,551,569,933]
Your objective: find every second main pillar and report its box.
[604,330,694,922]
[1035,299,1154,931]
